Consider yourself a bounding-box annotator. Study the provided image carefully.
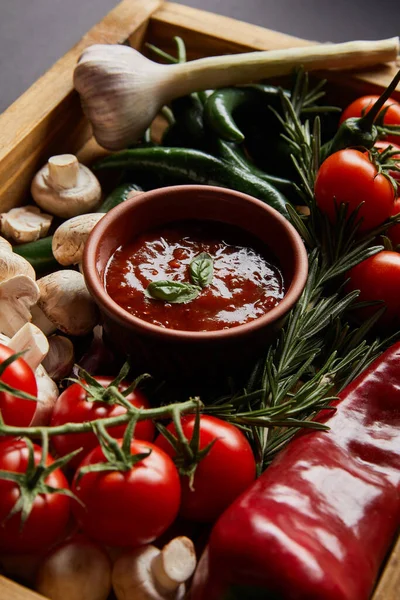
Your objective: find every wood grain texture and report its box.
[373,535,400,600]
[0,0,163,212]
[0,576,46,600]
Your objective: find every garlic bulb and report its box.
[74,38,399,151]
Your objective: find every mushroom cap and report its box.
[52,213,104,266]
[0,250,36,283]
[0,236,12,253]
[42,335,75,381]
[0,274,40,337]
[37,270,99,336]
[1,206,53,243]
[31,160,102,219]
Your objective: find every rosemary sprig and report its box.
[209,70,400,469]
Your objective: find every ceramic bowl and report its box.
[82,185,308,385]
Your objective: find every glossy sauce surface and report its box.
[105,221,285,332]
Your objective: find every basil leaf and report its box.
[145,281,201,304]
[190,252,214,288]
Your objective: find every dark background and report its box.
[0,0,398,112]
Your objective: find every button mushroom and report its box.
[52,213,104,266]
[31,154,102,218]
[33,270,99,336]
[42,335,75,381]
[8,323,49,370]
[112,536,197,600]
[36,536,112,600]
[1,206,53,244]
[0,275,40,337]
[0,247,36,283]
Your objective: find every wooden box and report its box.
[0,1,398,597]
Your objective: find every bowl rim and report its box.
[83,185,308,341]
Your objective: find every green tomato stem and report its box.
[0,398,200,439]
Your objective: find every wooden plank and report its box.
[147,2,399,98]
[0,0,163,212]
[0,576,46,600]
[373,536,400,600]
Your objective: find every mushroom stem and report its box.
[31,305,57,336]
[0,275,40,337]
[48,154,80,189]
[151,537,197,594]
[8,323,49,371]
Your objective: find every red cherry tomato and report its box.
[372,140,400,185]
[315,149,395,232]
[0,343,37,427]
[340,95,400,145]
[0,439,71,554]
[155,415,256,523]
[51,377,155,468]
[345,250,400,327]
[72,440,181,548]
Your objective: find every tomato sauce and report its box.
[105,221,285,332]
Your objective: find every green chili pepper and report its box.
[163,94,209,150]
[14,236,58,275]
[97,182,143,213]
[94,147,289,217]
[203,85,288,143]
[321,69,400,161]
[213,138,297,200]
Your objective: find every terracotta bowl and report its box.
[82,185,308,385]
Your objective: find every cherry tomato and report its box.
[340,95,400,145]
[72,440,180,547]
[0,439,71,554]
[155,415,256,523]
[51,377,155,468]
[315,149,395,232]
[0,343,37,427]
[373,140,400,184]
[345,250,400,327]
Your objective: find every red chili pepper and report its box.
[191,343,400,600]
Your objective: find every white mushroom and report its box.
[31,154,102,218]
[35,270,99,336]
[0,275,40,337]
[112,537,196,600]
[151,536,197,594]
[52,213,104,266]
[30,364,59,426]
[8,323,49,370]
[42,335,75,381]
[36,537,112,600]
[1,206,53,244]
[31,304,57,336]
[0,236,12,253]
[0,248,36,282]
